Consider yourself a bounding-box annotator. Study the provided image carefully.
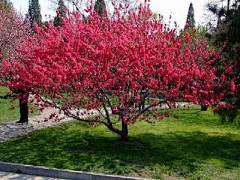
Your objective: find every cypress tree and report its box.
[185,2,195,28]
[94,0,106,16]
[54,0,67,26]
[28,0,42,29]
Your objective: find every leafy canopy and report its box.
[0,2,236,138]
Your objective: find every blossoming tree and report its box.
[0,8,29,62]
[0,5,32,123]
[1,3,235,140]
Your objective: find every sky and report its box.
[11,0,210,29]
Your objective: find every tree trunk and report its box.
[227,0,230,13]
[138,99,145,111]
[16,98,29,123]
[201,105,208,111]
[120,120,128,141]
[104,114,128,141]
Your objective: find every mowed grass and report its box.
[0,86,39,123]
[0,108,239,179]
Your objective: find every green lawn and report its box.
[0,108,239,179]
[0,86,39,124]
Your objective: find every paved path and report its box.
[0,171,66,180]
[0,94,112,142]
[0,106,106,142]
[0,96,193,142]
[0,102,77,142]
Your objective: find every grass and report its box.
[0,108,239,179]
[0,86,39,124]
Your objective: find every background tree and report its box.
[185,2,195,28]
[0,0,14,61]
[54,0,67,26]
[206,0,240,123]
[28,0,42,29]
[0,1,31,123]
[0,1,29,62]
[94,0,106,16]
[1,3,235,139]
[0,0,13,12]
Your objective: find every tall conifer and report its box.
[185,2,195,28]
[28,0,42,29]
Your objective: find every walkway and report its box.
[0,171,66,180]
[0,106,71,142]
[0,105,103,142]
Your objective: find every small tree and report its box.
[185,2,195,28]
[54,0,67,26]
[1,3,235,139]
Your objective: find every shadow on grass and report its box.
[0,122,239,179]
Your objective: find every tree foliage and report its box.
[0,2,30,62]
[207,0,240,123]
[0,2,31,123]
[0,0,13,12]
[0,3,236,139]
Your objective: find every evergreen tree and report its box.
[185,2,195,28]
[218,4,240,123]
[28,0,42,29]
[94,0,106,16]
[207,0,240,123]
[54,0,67,26]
